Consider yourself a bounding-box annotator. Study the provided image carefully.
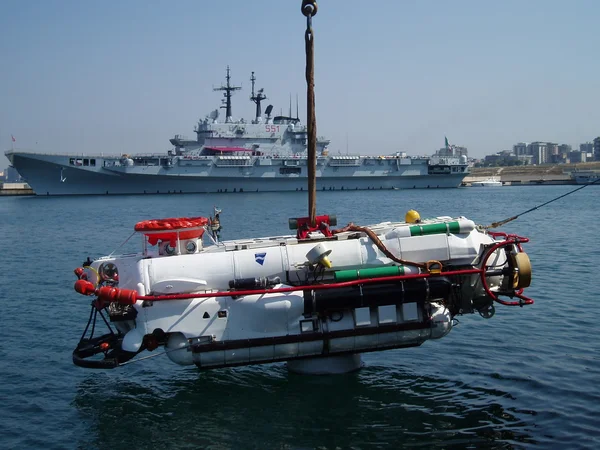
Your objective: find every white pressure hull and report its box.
[71,215,533,371]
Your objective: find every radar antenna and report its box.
[250,71,267,124]
[265,104,273,122]
[214,66,241,123]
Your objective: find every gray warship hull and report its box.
[6,151,467,196]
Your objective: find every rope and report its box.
[118,345,189,366]
[302,0,318,226]
[485,176,600,229]
[108,230,137,257]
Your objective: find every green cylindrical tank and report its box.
[409,221,461,236]
[334,265,405,282]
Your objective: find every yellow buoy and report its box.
[405,209,421,224]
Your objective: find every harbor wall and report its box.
[0,182,35,196]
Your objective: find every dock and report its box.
[0,182,35,196]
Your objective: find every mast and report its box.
[250,71,267,123]
[214,66,241,123]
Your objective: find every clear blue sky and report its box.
[1,0,599,170]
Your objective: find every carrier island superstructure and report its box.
[5,68,469,196]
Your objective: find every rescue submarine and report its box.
[72,209,533,373]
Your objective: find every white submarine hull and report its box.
[72,214,533,371]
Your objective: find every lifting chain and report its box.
[302,0,318,226]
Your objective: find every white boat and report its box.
[71,209,533,373]
[471,177,503,187]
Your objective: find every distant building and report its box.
[580,142,594,154]
[568,151,587,163]
[550,153,567,164]
[558,144,571,155]
[513,142,529,156]
[547,143,559,156]
[484,154,503,165]
[483,140,595,166]
[529,142,548,164]
[484,151,525,166]
[594,137,600,161]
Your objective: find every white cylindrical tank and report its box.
[166,332,193,365]
[429,303,452,339]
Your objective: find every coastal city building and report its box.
[529,142,548,165]
[479,137,599,166]
[513,142,529,156]
[580,142,594,154]
[569,150,587,163]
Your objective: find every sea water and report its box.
[0,186,599,449]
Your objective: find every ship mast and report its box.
[214,66,241,123]
[250,71,267,123]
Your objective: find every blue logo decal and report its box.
[255,252,266,265]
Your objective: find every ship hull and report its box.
[7,151,467,195]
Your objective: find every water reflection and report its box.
[73,364,536,449]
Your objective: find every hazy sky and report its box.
[1,0,599,170]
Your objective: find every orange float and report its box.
[134,216,209,246]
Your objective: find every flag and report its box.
[11,135,16,142]
[444,136,450,150]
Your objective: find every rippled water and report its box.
[1,186,599,449]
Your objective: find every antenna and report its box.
[289,94,292,118]
[250,71,267,123]
[213,66,241,123]
[296,93,299,120]
[346,133,349,155]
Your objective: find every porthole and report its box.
[185,241,197,253]
[99,262,119,282]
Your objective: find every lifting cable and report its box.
[299,2,426,272]
[485,177,600,229]
[302,0,318,226]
